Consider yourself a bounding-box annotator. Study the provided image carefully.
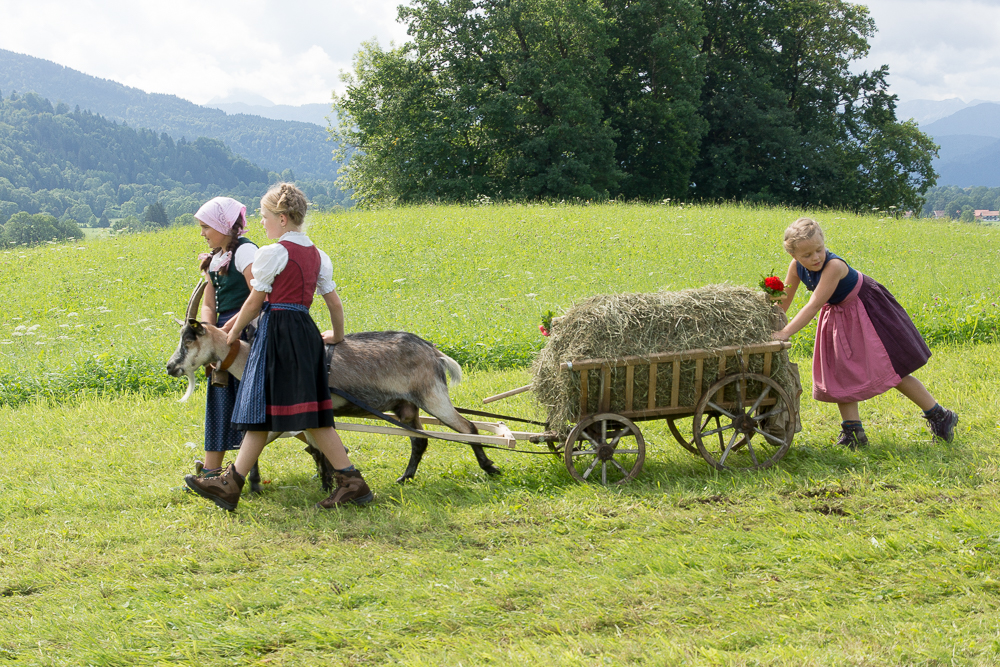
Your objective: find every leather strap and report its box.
[217,339,241,372]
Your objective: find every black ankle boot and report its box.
[924,405,958,443]
[835,422,868,449]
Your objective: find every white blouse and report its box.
[250,231,336,295]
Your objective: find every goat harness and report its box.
[208,339,241,387]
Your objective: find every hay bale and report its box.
[532,284,800,433]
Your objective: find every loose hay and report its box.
[532,284,801,433]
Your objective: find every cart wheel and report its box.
[667,416,704,456]
[564,413,645,485]
[693,373,794,471]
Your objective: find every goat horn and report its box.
[185,279,208,322]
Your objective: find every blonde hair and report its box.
[783,217,824,254]
[261,182,308,227]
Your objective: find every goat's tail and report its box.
[438,352,463,386]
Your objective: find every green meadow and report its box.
[3,204,1000,665]
[3,203,999,405]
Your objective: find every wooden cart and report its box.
[539,340,800,484]
[333,340,798,487]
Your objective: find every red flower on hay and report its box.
[759,272,786,298]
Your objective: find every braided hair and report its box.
[261,182,308,227]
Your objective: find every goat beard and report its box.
[178,370,198,403]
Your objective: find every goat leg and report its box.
[398,436,429,484]
[247,462,263,495]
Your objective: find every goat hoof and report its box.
[396,473,415,484]
[483,464,502,476]
[248,483,264,495]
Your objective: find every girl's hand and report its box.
[220,319,236,333]
[773,329,791,342]
[321,329,344,345]
[226,328,240,346]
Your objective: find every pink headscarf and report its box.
[195,197,247,236]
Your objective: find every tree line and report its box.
[0,48,340,179]
[332,0,937,211]
[0,92,348,234]
[921,185,1000,221]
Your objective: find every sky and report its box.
[0,0,997,107]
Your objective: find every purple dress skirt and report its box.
[812,274,930,403]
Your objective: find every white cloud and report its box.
[856,0,1000,102]
[0,0,410,105]
[3,0,999,106]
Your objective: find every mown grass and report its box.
[2,203,1000,406]
[1,343,999,665]
[3,203,1000,664]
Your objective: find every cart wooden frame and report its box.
[332,340,798,486]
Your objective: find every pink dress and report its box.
[804,254,930,403]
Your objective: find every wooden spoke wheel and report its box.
[667,416,707,456]
[564,413,645,485]
[693,373,794,471]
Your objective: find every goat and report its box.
[166,282,501,488]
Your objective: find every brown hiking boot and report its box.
[316,469,374,508]
[184,463,245,511]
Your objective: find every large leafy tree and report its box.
[333,0,706,205]
[334,0,934,210]
[692,0,936,211]
[603,0,707,200]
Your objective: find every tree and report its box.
[1,211,81,246]
[112,215,154,234]
[144,202,169,226]
[97,212,110,228]
[602,0,707,200]
[333,0,628,205]
[691,0,937,211]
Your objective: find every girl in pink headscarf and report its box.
[190,197,259,482]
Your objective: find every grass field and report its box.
[2,203,999,406]
[3,203,1000,665]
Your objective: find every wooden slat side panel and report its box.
[717,356,727,402]
[670,359,681,408]
[601,366,612,412]
[625,364,635,412]
[648,363,658,410]
[559,341,790,371]
[740,352,749,403]
[611,398,779,421]
[694,358,704,401]
[763,351,772,378]
[579,370,589,420]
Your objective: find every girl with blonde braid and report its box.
[186,183,372,510]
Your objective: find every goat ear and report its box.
[188,318,204,333]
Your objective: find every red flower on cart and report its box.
[759,273,786,299]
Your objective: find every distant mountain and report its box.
[0,92,271,226]
[0,49,338,178]
[917,103,1000,187]
[922,102,1000,138]
[208,101,332,128]
[932,134,997,164]
[932,139,1000,188]
[896,98,994,126]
